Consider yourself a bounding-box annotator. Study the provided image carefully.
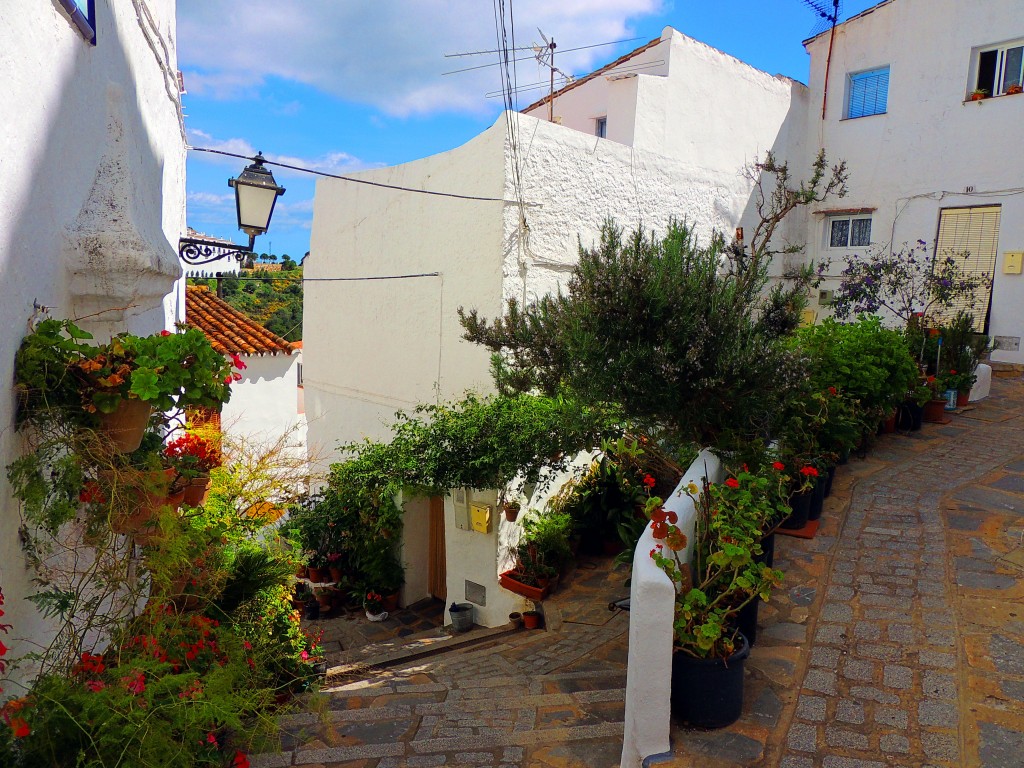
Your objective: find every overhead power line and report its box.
[441,37,643,76]
[187,146,505,203]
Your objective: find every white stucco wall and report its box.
[220,352,303,453]
[0,0,185,694]
[804,0,1024,362]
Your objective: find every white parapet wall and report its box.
[620,448,723,768]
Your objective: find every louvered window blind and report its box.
[847,67,889,118]
[933,206,1000,332]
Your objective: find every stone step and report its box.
[253,684,626,768]
[324,623,521,686]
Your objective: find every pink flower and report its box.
[300,650,309,661]
[230,353,247,370]
[85,680,105,692]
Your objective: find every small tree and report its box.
[828,239,988,328]
[459,152,847,448]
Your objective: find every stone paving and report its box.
[253,377,1024,767]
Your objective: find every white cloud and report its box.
[185,129,374,177]
[177,0,663,116]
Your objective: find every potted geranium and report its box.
[164,432,220,506]
[14,319,237,453]
[970,88,989,101]
[649,470,784,728]
[363,590,387,621]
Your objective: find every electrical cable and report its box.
[187,146,506,203]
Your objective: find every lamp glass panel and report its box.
[236,185,278,232]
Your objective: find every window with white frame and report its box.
[827,214,872,249]
[973,39,1023,96]
[846,66,889,119]
[595,117,607,138]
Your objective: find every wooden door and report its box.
[427,496,447,600]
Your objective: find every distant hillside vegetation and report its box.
[189,267,303,342]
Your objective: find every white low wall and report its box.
[620,448,722,768]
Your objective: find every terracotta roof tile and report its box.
[185,285,296,356]
[521,35,664,114]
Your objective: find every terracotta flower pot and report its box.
[923,399,948,423]
[180,474,211,507]
[97,399,152,453]
[522,610,542,629]
[956,391,970,407]
[307,566,326,584]
[499,570,550,601]
[109,468,183,540]
[382,591,400,612]
[503,504,520,522]
[328,566,343,583]
[509,611,523,628]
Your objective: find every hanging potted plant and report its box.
[164,432,221,506]
[649,471,784,728]
[13,319,237,453]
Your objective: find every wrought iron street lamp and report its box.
[178,153,286,266]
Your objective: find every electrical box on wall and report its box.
[1004,251,1023,274]
[453,488,470,531]
[470,503,492,534]
[818,289,834,306]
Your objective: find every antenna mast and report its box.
[801,0,842,119]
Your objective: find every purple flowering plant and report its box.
[824,241,988,328]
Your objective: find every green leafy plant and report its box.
[650,465,787,658]
[14,319,236,426]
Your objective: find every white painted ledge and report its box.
[620,448,722,768]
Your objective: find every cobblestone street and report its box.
[253,378,1024,768]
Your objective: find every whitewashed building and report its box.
[0,0,186,690]
[304,26,808,627]
[184,285,303,454]
[803,0,1024,363]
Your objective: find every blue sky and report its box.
[178,0,879,260]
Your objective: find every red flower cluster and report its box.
[642,474,656,489]
[231,751,251,768]
[650,507,687,550]
[1,697,30,739]
[122,670,146,695]
[772,461,785,471]
[799,466,819,477]
[78,480,107,504]
[164,433,220,471]
[725,478,740,489]
[73,651,106,677]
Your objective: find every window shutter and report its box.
[933,206,1000,331]
[848,67,890,118]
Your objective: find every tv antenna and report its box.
[801,0,843,119]
[532,30,565,121]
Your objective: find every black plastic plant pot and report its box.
[735,599,760,648]
[808,477,826,521]
[757,532,776,568]
[781,488,812,530]
[897,401,924,432]
[671,633,751,729]
[823,466,836,498]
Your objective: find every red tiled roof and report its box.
[521,35,664,114]
[185,285,296,356]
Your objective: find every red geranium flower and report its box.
[772,461,785,471]
[160,330,172,337]
[231,751,251,768]
[799,466,819,477]
[642,474,656,489]
[651,521,668,539]
[725,478,739,489]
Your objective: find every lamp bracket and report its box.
[178,235,256,266]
